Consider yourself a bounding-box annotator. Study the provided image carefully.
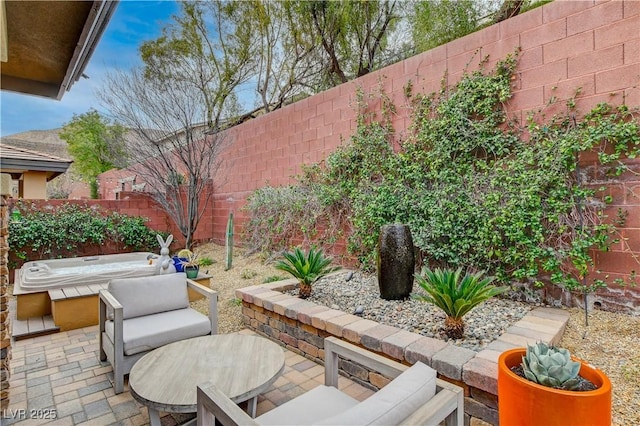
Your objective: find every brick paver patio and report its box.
[2,328,374,425]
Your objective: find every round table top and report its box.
[128,334,285,413]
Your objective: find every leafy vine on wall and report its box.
[244,51,640,293]
[8,202,164,268]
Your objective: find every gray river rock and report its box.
[290,271,532,352]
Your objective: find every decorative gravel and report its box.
[286,271,532,352]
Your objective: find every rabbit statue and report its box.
[156,234,177,274]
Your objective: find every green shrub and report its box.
[8,202,164,262]
[198,256,215,267]
[243,185,326,254]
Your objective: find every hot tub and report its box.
[15,252,159,293]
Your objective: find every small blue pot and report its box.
[173,256,187,272]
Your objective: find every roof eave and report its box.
[0,158,73,174]
[57,1,120,100]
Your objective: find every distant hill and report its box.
[0,129,70,159]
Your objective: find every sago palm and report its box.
[414,267,508,339]
[274,247,340,298]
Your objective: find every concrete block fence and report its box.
[236,280,569,425]
[93,0,639,312]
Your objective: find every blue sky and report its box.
[0,1,179,137]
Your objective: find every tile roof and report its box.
[0,143,72,163]
[0,129,70,159]
[0,143,73,180]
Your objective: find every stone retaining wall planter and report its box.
[236,280,570,425]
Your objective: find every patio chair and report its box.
[197,336,464,426]
[99,273,217,394]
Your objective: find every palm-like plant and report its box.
[274,247,340,298]
[414,267,508,339]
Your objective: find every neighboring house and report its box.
[1,125,171,200]
[97,123,212,200]
[1,129,89,199]
[0,143,72,199]
[1,129,70,158]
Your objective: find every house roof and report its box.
[0,143,73,181]
[0,129,69,158]
[0,0,118,100]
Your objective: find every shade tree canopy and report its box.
[59,109,127,199]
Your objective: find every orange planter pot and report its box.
[498,348,612,426]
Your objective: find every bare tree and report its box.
[100,66,230,248]
[493,0,526,24]
[140,1,253,129]
[298,0,403,87]
[98,1,257,248]
[232,1,321,113]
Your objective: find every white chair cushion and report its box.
[104,308,211,356]
[256,385,358,426]
[108,273,189,319]
[317,362,437,425]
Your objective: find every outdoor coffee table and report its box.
[128,334,285,426]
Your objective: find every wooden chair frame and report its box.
[197,336,464,425]
[99,278,217,394]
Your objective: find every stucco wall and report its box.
[20,172,47,199]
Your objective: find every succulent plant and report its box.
[413,268,507,339]
[274,247,339,298]
[521,342,582,390]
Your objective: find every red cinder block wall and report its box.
[97,0,639,311]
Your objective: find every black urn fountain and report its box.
[377,224,415,300]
